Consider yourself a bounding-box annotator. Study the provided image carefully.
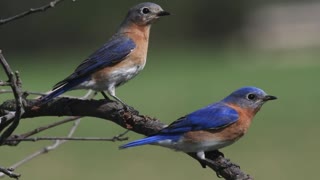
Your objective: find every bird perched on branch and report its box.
[120,86,277,161]
[38,2,170,106]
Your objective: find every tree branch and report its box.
[5,135,129,142]
[0,81,11,86]
[0,89,95,179]
[0,89,77,97]
[0,0,69,26]
[0,98,253,179]
[0,167,20,179]
[3,116,81,146]
[0,117,82,178]
[0,51,25,144]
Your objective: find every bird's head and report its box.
[222,86,277,110]
[126,2,170,26]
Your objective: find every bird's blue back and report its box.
[160,103,239,134]
[119,103,239,149]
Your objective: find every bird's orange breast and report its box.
[92,24,150,83]
[183,104,257,143]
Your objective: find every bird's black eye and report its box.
[142,7,150,14]
[247,93,256,100]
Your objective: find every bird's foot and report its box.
[108,94,139,114]
[100,91,112,101]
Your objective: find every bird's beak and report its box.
[157,11,170,16]
[263,95,277,101]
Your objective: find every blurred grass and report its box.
[0,48,319,180]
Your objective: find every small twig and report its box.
[14,72,22,89]
[0,167,20,179]
[17,116,80,138]
[0,81,10,86]
[0,111,15,125]
[0,90,94,178]
[0,89,46,96]
[0,117,82,178]
[2,91,96,146]
[3,116,80,146]
[21,129,130,143]
[5,135,128,142]
[0,111,15,133]
[0,51,25,143]
[0,89,92,100]
[0,0,68,26]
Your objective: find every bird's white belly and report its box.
[157,139,235,153]
[108,64,143,86]
[77,64,144,91]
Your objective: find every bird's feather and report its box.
[38,35,136,105]
[160,103,239,134]
[53,35,136,90]
[119,134,181,149]
[120,103,239,149]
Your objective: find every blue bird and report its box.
[120,87,277,160]
[38,2,170,106]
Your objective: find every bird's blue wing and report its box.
[160,103,239,134]
[53,35,136,90]
[37,35,136,105]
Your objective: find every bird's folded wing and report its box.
[53,36,136,90]
[160,103,239,134]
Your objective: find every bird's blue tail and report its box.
[38,87,69,105]
[119,136,163,149]
[37,76,87,105]
[119,135,180,149]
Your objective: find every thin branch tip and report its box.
[0,166,20,179]
[0,0,67,25]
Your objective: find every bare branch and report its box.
[0,111,15,125]
[0,51,25,144]
[0,90,98,178]
[0,81,10,86]
[22,116,79,137]
[7,136,127,142]
[0,89,46,96]
[10,129,130,143]
[5,134,128,142]
[0,89,93,100]
[0,0,69,26]
[0,117,82,179]
[0,167,20,179]
[3,116,80,146]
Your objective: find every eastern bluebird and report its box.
[120,86,277,160]
[38,2,170,106]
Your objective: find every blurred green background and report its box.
[0,0,319,180]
